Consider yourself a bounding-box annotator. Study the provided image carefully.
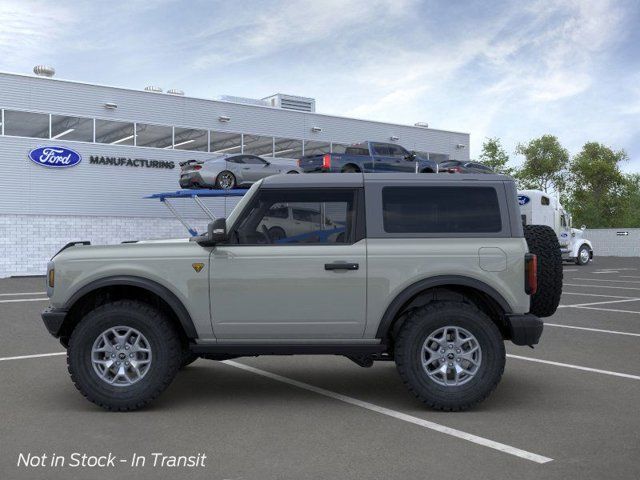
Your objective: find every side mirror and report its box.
[194,218,227,246]
[264,160,271,166]
[405,151,416,160]
[581,225,586,230]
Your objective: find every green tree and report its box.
[566,142,628,228]
[478,137,514,176]
[514,135,569,193]
[619,174,640,228]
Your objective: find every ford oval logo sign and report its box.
[28,146,82,168]
[517,195,530,206]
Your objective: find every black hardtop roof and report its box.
[260,173,514,188]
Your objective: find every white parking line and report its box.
[563,269,578,272]
[507,355,640,380]
[0,298,49,304]
[545,323,640,337]
[621,275,640,279]
[223,360,553,464]
[0,352,65,362]
[564,283,640,292]
[568,306,640,315]
[0,292,47,296]
[558,298,640,308]
[562,292,638,299]
[572,278,640,284]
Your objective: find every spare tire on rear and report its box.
[523,224,563,317]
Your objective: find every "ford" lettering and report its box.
[28,146,82,168]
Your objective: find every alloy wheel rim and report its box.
[219,173,234,189]
[420,325,482,386]
[91,326,152,387]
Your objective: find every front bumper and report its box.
[42,307,68,338]
[505,313,543,346]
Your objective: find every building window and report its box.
[3,110,49,138]
[50,114,94,142]
[273,137,303,158]
[243,135,274,156]
[173,127,208,151]
[303,140,331,156]
[382,186,502,234]
[211,131,243,154]
[135,123,173,149]
[95,119,135,145]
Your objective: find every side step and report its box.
[190,343,388,356]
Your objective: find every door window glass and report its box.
[234,189,356,245]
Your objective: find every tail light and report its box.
[193,165,202,170]
[322,154,331,169]
[448,166,462,173]
[525,253,538,295]
[297,159,301,167]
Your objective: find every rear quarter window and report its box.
[382,186,502,233]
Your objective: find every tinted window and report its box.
[235,189,355,245]
[4,110,49,138]
[242,155,267,165]
[51,115,93,142]
[382,187,502,233]
[541,196,550,205]
[95,119,134,145]
[345,147,370,156]
[387,145,408,158]
[372,144,391,156]
[227,156,244,164]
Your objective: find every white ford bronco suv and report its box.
[42,173,562,411]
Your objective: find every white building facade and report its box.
[0,71,470,277]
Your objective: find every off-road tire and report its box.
[524,224,563,317]
[395,301,505,411]
[67,300,182,411]
[575,244,591,266]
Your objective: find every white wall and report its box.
[585,228,640,257]
[0,209,238,278]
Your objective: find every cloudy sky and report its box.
[1,0,639,171]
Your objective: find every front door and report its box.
[209,187,367,339]
[240,155,279,183]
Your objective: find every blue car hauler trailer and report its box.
[146,189,247,236]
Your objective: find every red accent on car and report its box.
[525,253,538,295]
[193,165,202,170]
[322,154,331,169]
[448,166,462,173]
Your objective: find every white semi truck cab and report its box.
[518,190,594,265]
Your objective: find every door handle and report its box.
[325,262,359,271]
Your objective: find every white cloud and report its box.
[0,1,75,65]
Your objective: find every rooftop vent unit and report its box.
[33,65,55,77]
[414,122,429,128]
[217,95,270,107]
[263,93,316,113]
[167,89,184,96]
[144,86,163,93]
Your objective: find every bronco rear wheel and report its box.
[395,301,505,411]
[524,224,563,317]
[67,300,182,411]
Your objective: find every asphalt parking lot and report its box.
[1,257,639,480]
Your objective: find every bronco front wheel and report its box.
[67,300,182,411]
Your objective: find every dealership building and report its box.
[0,68,470,277]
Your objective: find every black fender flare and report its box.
[375,275,512,339]
[64,275,198,338]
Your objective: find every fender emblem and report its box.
[192,263,205,273]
